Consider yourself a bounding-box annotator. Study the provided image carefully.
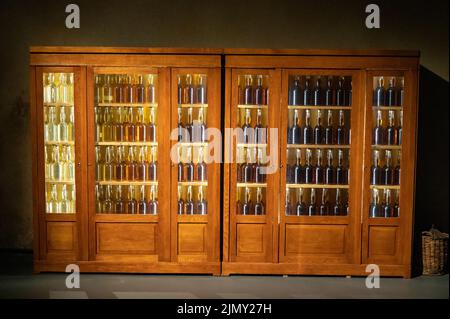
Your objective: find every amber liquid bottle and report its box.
[115,107,125,142]
[314,109,325,144]
[383,150,394,185]
[185,147,194,182]
[290,76,302,106]
[103,146,115,181]
[197,107,207,142]
[254,187,264,215]
[313,77,322,106]
[146,107,156,142]
[125,107,136,142]
[308,188,317,216]
[296,188,307,216]
[148,146,157,181]
[95,185,103,214]
[336,149,348,185]
[148,185,158,215]
[102,185,114,214]
[126,146,137,181]
[254,148,266,183]
[127,75,137,103]
[386,110,398,145]
[325,110,335,145]
[137,147,147,181]
[177,76,183,104]
[115,146,126,181]
[325,149,335,185]
[114,185,125,214]
[196,147,207,182]
[304,149,315,184]
[242,108,253,144]
[303,109,313,144]
[196,186,208,215]
[177,186,184,215]
[136,75,145,103]
[186,107,193,142]
[244,76,253,105]
[114,75,124,103]
[303,77,312,105]
[288,109,301,144]
[370,150,382,185]
[373,110,385,145]
[374,76,385,106]
[293,148,303,184]
[242,148,253,183]
[177,107,184,142]
[285,188,293,215]
[398,111,403,145]
[146,75,156,104]
[177,147,184,182]
[184,74,195,104]
[138,185,148,215]
[369,189,382,218]
[255,75,265,105]
[126,185,137,214]
[319,188,330,216]
[315,150,324,184]
[254,108,267,144]
[135,108,146,142]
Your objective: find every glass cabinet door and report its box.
[279,70,362,264]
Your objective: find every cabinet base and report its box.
[221,262,411,278]
[34,260,221,275]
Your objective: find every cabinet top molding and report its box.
[29,46,420,57]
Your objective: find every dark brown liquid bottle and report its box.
[393,190,400,217]
[113,75,124,103]
[135,108,146,142]
[285,188,293,215]
[288,109,301,144]
[186,107,193,142]
[254,148,266,183]
[146,108,156,142]
[196,147,207,181]
[177,186,184,215]
[303,77,312,105]
[196,108,207,142]
[177,108,184,142]
[313,77,322,106]
[146,75,156,104]
[255,76,264,105]
[325,77,334,106]
[370,150,382,185]
[242,108,253,144]
[196,186,208,215]
[148,185,158,215]
[386,110,398,145]
[290,76,302,106]
[243,148,253,183]
[308,188,317,216]
[325,110,335,145]
[383,189,395,218]
[373,110,385,145]
[293,148,303,184]
[337,110,348,145]
[254,187,264,215]
[304,149,315,184]
[184,74,195,104]
[244,76,253,105]
[242,187,252,215]
[383,150,394,185]
[336,77,344,106]
[136,75,145,103]
[296,188,307,216]
[196,75,207,104]
[254,108,267,144]
[177,146,184,182]
[138,185,147,215]
[386,77,397,107]
[185,147,194,182]
[336,149,348,185]
[333,188,343,216]
[319,188,330,216]
[314,109,325,144]
[124,107,135,142]
[374,76,385,106]
[303,109,313,144]
[325,150,335,184]
[398,78,404,106]
[114,185,125,214]
[148,147,157,181]
[369,189,382,218]
[315,150,324,184]
[126,185,137,214]
[177,76,183,104]
[398,111,403,145]
[136,147,147,181]
[124,75,134,103]
[126,146,137,181]
[394,153,401,185]
[115,146,126,181]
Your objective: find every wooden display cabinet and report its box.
[223,50,419,278]
[30,47,222,274]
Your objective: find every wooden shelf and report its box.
[96,141,158,146]
[178,103,208,108]
[237,182,267,188]
[288,105,352,110]
[237,143,267,148]
[371,145,402,150]
[97,103,158,108]
[178,181,208,187]
[178,142,209,147]
[45,180,75,184]
[237,104,268,109]
[44,103,74,107]
[97,181,158,186]
[370,185,400,190]
[286,184,349,189]
[287,144,350,149]
[372,106,403,111]
[45,141,75,146]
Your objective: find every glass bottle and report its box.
[242,187,252,215]
[386,110,398,145]
[197,107,207,142]
[394,153,401,185]
[103,75,113,103]
[383,189,395,218]
[333,189,343,216]
[59,74,70,104]
[243,147,253,183]
[44,106,52,142]
[254,108,267,144]
[337,110,348,145]
[177,185,184,215]
[196,146,207,181]
[398,111,403,145]
[125,75,135,103]
[285,188,293,215]
[185,147,194,182]
[303,109,313,144]
[373,110,385,145]
[370,150,382,185]
[177,147,184,182]
[50,184,61,213]
[146,107,156,142]
[304,149,315,184]
[95,146,104,181]
[325,149,335,184]
[43,74,52,104]
[393,190,400,217]
[65,146,75,181]
[95,185,103,214]
[103,185,113,214]
[177,76,183,104]
[148,185,158,215]
[138,185,148,215]
[308,188,317,216]
[313,77,322,106]
[185,185,194,215]
[58,108,69,142]
[319,188,330,216]
[290,109,302,145]
[114,75,124,103]
[314,109,325,144]
[345,79,352,106]
[244,76,253,105]
[60,184,69,213]
[52,146,63,181]
[49,73,59,104]
[383,150,394,185]
[187,74,196,104]
[254,148,265,183]
[115,146,126,181]
[136,107,146,142]
[398,78,404,107]
[186,107,193,142]
[290,76,302,106]
[45,146,53,180]
[315,150,324,184]
[242,108,253,144]
[296,188,307,216]
[136,75,145,103]
[137,147,147,181]
[336,77,344,106]
[102,107,112,142]
[148,146,157,181]
[125,107,136,142]
[126,185,137,214]
[336,149,348,185]
[369,189,382,218]
[197,75,207,104]
[68,74,74,104]
[114,107,124,142]
[293,148,303,184]
[286,150,293,184]
[303,77,312,105]
[325,110,335,145]
[374,76,385,106]
[325,77,334,106]
[386,77,397,106]
[146,75,156,104]
[254,187,264,215]
[126,146,136,181]
[255,75,267,105]
[177,107,184,142]
[115,185,125,214]
[67,106,74,142]
[196,186,208,215]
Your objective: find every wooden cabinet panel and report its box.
[96,223,157,254]
[368,226,400,260]
[47,222,77,253]
[237,224,265,255]
[177,223,207,255]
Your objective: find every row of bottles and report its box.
[238,108,267,144]
[237,187,265,215]
[373,76,404,107]
[177,74,208,105]
[177,107,207,142]
[45,145,75,181]
[95,74,157,104]
[177,147,207,182]
[372,110,403,145]
[43,73,74,104]
[371,150,401,186]
[237,148,267,183]
[96,184,158,214]
[177,185,207,215]
[286,149,349,185]
[238,75,269,106]
[44,106,75,142]
[95,106,156,142]
[288,76,351,106]
[369,188,400,218]
[45,184,76,214]
[285,188,348,216]
[288,109,350,145]
[96,146,157,182]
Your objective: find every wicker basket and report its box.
[422,226,448,275]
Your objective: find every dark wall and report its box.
[0,0,448,256]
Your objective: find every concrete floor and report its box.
[0,252,448,299]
